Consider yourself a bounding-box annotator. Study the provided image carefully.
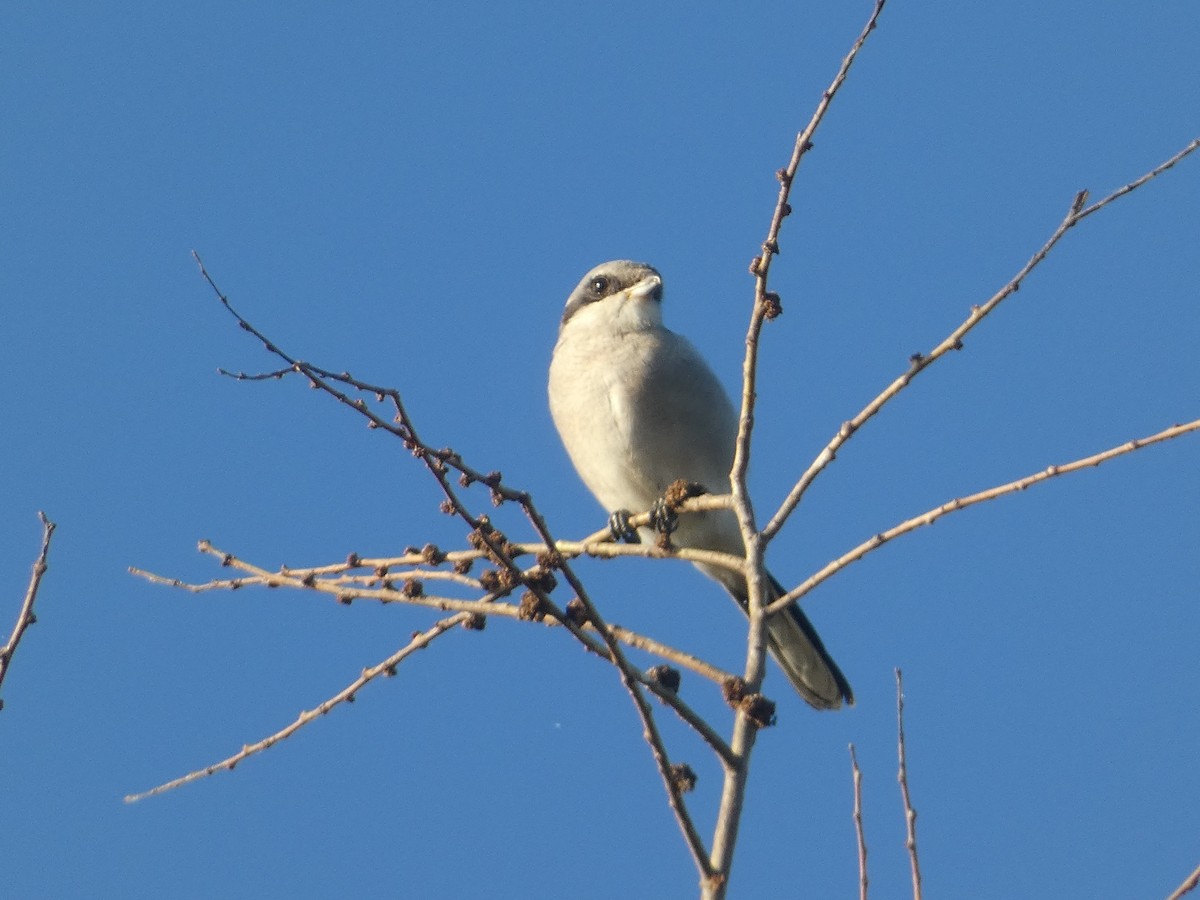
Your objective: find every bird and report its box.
[548,260,853,710]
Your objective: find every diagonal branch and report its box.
[763,136,1200,542]
[124,612,469,802]
[1167,862,1200,900]
[767,417,1200,616]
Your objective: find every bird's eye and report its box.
[589,276,609,296]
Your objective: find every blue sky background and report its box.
[3,2,1198,897]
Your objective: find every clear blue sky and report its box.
[3,2,1198,897]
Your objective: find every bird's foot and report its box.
[608,509,641,544]
[649,497,678,535]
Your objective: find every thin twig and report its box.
[764,136,1200,542]
[195,540,527,618]
[1167,862,1200,900]
[604,622,738,687]
[745,0,889,292]
[137,541,737,766]
[0,512,56,711]
[850,743,869,900]
[1076,138,1200,220]
[708,5,889,896]
[896,669,922,900]
[767,417,1200,615]
[125,612,469,802]
[133,552,738,715]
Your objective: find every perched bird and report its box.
[548,260,852,709]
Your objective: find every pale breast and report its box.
[550,321,741,550]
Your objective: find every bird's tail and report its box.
[762,573,854,709]
[696,560,853,709]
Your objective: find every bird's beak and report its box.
[627,274,664,303]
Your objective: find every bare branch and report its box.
[764,136,1200,542]
[896,669,922,900]
[193,541,527,617]
[743,0,888,292]
[1076,137,1200,220]
[139,543,719,871]
[709,5,890,896]
[604,622,737,688]
[550,618,736,767]
[850,744,869,900]
[135,537,740,769]
[0,512,56,711]
[767,417,1200,616]
[133,553,738,706]
[546,551,717,880]
[1167,862,1200,900]
[124,611,469,802]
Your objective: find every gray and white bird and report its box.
[548,260,852,710]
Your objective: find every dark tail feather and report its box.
[699,558,853,710]
[738,573,853,710]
